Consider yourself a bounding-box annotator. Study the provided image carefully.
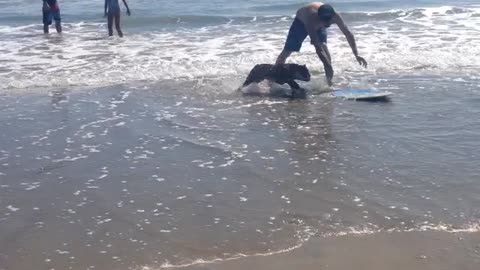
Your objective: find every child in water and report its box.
[104,0,131,37]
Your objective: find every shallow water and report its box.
[0,1,479,90]
[1,74,479,269]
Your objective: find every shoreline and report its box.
[173,230,480,270]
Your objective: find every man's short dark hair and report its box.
[318,4,335,22]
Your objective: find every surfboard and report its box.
[332,89,392,100]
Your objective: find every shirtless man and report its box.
[276,3,367,86]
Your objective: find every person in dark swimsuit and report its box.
[276,3,368,86]
[42,0,62,34]
[104,0,131,37]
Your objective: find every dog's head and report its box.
[288,64,311,82]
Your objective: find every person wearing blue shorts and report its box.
[42,0,62,34]
[104,0,131,37]
[275,3,368,86]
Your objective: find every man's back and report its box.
[296,2,325,29]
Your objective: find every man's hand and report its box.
[356,56,368,68]
[326,77,333,87]
[127,9,131,16]
[323,61,334,87]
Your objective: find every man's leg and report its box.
[53,11,62,33]
[114,13,123,37]
[55,22,62,33]
[107,13,114,36]
[43,11,50,34]
[276,18,307,65]
[275,50,292,65]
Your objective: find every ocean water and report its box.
[0,0,479,90]
[0,1,480,270]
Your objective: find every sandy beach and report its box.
[1,1,480,269]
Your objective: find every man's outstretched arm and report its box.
[334,13,368,67]
[306,23,334,86]
[315,44,334,86]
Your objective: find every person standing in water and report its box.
[104,0,131,37]
[42,0,62,34]
[276,3,367,86]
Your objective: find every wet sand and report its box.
[182,231,480,270]
[1,76,479,270]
